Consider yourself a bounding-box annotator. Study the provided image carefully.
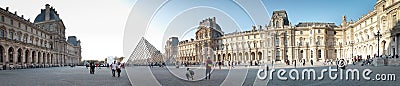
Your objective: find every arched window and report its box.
[275,21,279,27]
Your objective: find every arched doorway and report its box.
[0,46,3,63]
[238,53,243,62]
[25,50,29,64]
[228,53,231,61]
[38,52,41,64]
[17,48,22,64]
[8,47,14,64]
[32,51,36,64]
[233,53,237,61]
[244,52,249,63]
[47,53,50,64]
[251,52,255,61]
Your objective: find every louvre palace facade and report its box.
[0,4,82,69]
[164,0,400,65]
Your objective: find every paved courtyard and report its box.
[0,63,398,86]
[126,62,400,86]
[0,66,131,86]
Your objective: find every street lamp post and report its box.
[375,31,383,58]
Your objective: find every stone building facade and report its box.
[0,4,82,69]
[169,0,400,65]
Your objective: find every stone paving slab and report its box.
[0,66,131,86]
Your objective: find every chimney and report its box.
[14,11,17,15]
[5,7,8,11]
[213,17,216,29]
[259,25,262,30]
[45,4,50,21]
[252,25,256,31]
[21,15,24,18]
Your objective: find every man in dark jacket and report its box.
[90,63,96,74]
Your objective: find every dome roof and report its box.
[34,4,61,23]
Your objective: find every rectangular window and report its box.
[17,33,21,41]
[10,20,13,26]
[275,37,279,47]
[0,16,4,22]
[0,29,4,38]
[311,51,313,58]
[9,32,13,39]
[393,15,397,26]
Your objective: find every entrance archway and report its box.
[38,52,41,64]
[8,47,14,64]
[25,50,29,63]
[32,51,36,64]
[0,46,3,63]
[17,48,22,63]
[251,52,255,61]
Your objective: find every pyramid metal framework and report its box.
[127,37,164,65]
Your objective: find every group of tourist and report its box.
[86,61,124,77]
[148,62,166,68]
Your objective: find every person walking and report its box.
[185,68,194,80]
[110,61,117,77]
[89,63,96,74]
[218,61,222,69]
[116,62,122,77]
[205,57,212,80]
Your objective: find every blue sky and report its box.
[262,0,376,25]
[139,0,377,55]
